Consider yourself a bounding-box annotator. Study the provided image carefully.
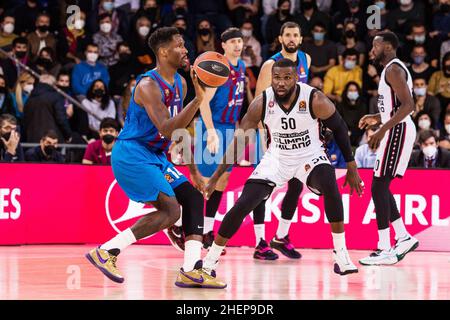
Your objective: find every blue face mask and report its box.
[347,91,359,101]
[313,32,325,41]
[375,1,385,10]
[103,1,114,11]
[413,55,425,65]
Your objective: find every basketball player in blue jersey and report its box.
[85,27,226,289]
[187,28,247,251]
[250,22,311,260]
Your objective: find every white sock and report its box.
[203,242,225,270]
[392,218,409,240]
[204,217,215,234]
[174,214,182,227]
[332,232,346,251]
[183,240,202,272]
[100,228,137,252]
[254,224,265,244]
[377,228,391,251]
[276,217,292,239]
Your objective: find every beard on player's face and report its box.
[274,83,296,104]
[282,42,299,53]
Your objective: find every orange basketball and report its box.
[193,51,230,87]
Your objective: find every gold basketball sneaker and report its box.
[85,247,124,283]
[175,260,227,289]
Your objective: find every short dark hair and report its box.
[42,129,59,141]
[100,117,120,131]
[57,71,70,80]
[272,58,296,70]
[98,13,112,22]
[280,21,300,36]
[376,31,399,50]
[312,21,327,31]
[36,12,51,21]
[12,37,28,47]
[418,129,437,144]
[342,48,359,59]
[0,114,17,127]
[86,42,99,50]
[148,27,180,56]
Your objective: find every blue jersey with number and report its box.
[118,69,183,152]
[210,59,246,124]
[270,51,309,83]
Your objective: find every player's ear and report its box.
[278,35,283,45]
[221,42,226,52]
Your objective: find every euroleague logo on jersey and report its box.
[105,180,156,236]
[268,100,275,114]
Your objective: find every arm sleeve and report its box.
[322,111,354,162]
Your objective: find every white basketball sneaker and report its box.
[359,248,398,266]
[333,248,358,275]
[393,235,419,261]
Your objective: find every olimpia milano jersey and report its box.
[261,82,324,163]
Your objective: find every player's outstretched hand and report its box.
[203,177,218,200]
[206,129,220,154]
[368,127,386,150]
[358,114,380,130]
[190,171,205,193]
[191,66,205,101]
[343,161,364,197]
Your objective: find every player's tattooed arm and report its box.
[203,94,264,199]
[136,69,203,138]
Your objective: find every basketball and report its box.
[193,51,230,88]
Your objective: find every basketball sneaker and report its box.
[203,231,226,255]
[163,225,185,252]
[393,235,419,261]
[332,248,358,275]
[253,239,279,260]
[270,235,302,259]
[85,247,124,283]
[358,248,399,266]
[175,260,227,289]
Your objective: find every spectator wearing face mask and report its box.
[408,45,436,82]
[409,130,450,169]
[323,48,362,103]
[296,0,330,40]
[336,81,367,146]
[71,43,110,98]
[26,13,56,62]
[0,114,24,162]
[439,111,450,150]
[108,42,140,99]
[355,125,379,168]
[23,74,73,144]
[401,22,440,69]
[195,19,221,55]
[12,0,42,36]
[412,78,441,126]
[0,75,15,117]
[130,15,154,72]
[337,21,366,67]
[415,111,436,140]
[25,129,64,163]
[0,14,18,51]
[88,0,129,38]
[0,37,30,90]
[432,1,450,43]
[172,16,196,64]
[241,20,262,70]
[93,14,123,67]
[428,52,450,107]
[10,72,35,124]
[162,0,195,38]
[82,117,119,165]
[58,10,92,65]
[387,0,425,38]
[226,0,259,29]
[81,80,116,135]
[56,72,74,121]
[265,0,298,55]
[302,21,337,79]
[331,0,367,41]
[34,47,61,78]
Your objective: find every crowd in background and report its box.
[0,0,449,169]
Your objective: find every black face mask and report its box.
[93,89,105,98]
[119,53,131,62]
[44,145,55,156]
[145,8,157,18]
[441,4,450,13]
[2,131,11,141]
[37,25,49,33]
[198,28,210,36]
[15,51,26,59]
[57,85,70,93]
[102,134,115,144]
[345,30,356,38]
[177,27,185,35]
[281,9,290,16]
[175,8,187,15]
[302,1,314,10]
[36,57,52,70]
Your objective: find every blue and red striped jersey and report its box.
[270,51,309,83]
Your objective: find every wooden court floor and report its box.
[0,244,448,300]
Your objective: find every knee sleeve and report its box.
[253,200,267,225]
[218,180,274,239]
[389,193,400,222]
[205,190,223,218]
[371,176,393,230]
[307,164,343,223]
[174,182,204,237]
[281,178,303,220]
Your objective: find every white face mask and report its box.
[3,23,14,34]
[414,87,427,96]
[23,84,34,94]
[138,26,150,37]
[74,19,85,30]
[422,145,437,158]
[344,59,356,70]
[400,0,412,6]
[100,22,112,33]
[347,91,359,101]
[445,124,450,134]
[418,119,431,130]
[86,52,99,63]
[241,29,252,37]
